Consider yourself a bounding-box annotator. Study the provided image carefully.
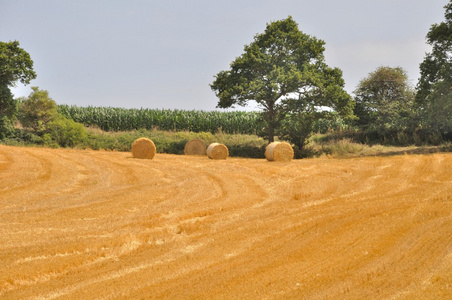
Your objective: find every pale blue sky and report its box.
[0,0,447,110]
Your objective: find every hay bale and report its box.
[207,143,229,160]
[184,139,207,156]
[265,142,294,162]
[131,137,156,159]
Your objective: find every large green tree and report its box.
[416,1,452,135]
[354,66,415,138]
[210,16,353,143]
[0,40,36,138]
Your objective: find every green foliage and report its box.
[416,80,452,137]
[416,1,452,139]
[19,87,59,134]
[279,111,353,158]
[0,41,36,138]
[278,108,317,151]
[354,66,416,141]
[49,116,87,147]
[81,128,266,158]
[10,87,88,148]
[0,127,47,146]
[0,84,18,119]
[0,40,36,87]
[0,115,16,139]
[312,112,348,134]
[0,82,17,139]
[210,16,353,144]
[417,1,452,104]
[58,105,263,135]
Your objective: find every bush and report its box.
[0,115,16,139]
[49,116,87,147]
[227,145,265,158]
[18,87,58,135]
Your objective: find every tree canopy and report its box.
[19,86,59,134]
[416,1,452,135]
[354,66,415,136]
[210,16,353,143]
[0,40,36,138]
[0,40,36,88]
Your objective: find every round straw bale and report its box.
[131,137,156,159]
[265,141,294,162]
[207,143,229,160]
[184,139,207,156]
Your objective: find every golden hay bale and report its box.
[131,137,156,159]
[184,139,207,156]
[265,141,294,162]
[207,143,229,160]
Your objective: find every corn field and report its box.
[58,105,263,135]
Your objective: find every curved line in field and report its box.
[1,148,452,299]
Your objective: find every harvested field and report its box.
[0,144,451,299]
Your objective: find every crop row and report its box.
[58,105,263,134]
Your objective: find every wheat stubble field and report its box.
[0,145,451,299]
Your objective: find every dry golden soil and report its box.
[1,145,451,299]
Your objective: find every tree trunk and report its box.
[267,102,275,143]
[268,126,275,143]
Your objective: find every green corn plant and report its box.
[58,105,261,135]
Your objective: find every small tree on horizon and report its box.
[18,86,88,147]
[19,86,59,135]
[354,66,415,139]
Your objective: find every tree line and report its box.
[2,2,452,153]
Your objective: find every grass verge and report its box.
[2,127,451,159]
[304,133,451,158]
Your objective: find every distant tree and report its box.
[416,1,452,136]
[354,66,415,138]
[0,40,36,138]
[19,87,59,134]
[18,87,88,147]
[211,16,354,143]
